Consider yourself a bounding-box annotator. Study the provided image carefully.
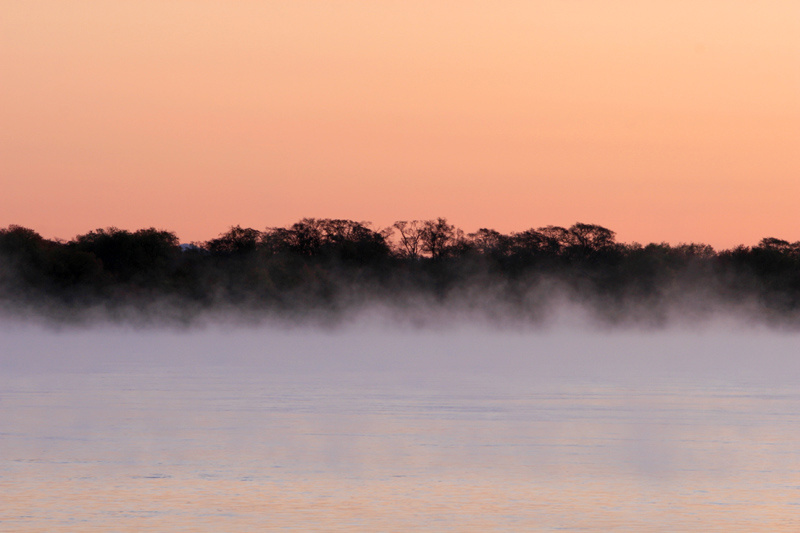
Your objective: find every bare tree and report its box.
[537,225,576,253]
[469,228,510,255]
[392,220,425,258]
[421,218,455,259]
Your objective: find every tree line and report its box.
[2,218,800,324]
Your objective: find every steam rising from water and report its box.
[3,313,800,385]
[4,317,800,531]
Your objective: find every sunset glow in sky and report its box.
[2,1,798,247]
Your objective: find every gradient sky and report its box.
[2,1,798,247]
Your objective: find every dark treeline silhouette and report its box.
[3,219,800,325]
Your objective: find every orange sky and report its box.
[1,1,798,247]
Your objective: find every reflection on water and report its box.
[2,323,800,531]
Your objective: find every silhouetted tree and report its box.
[5,219,800,326]
[206,226,261,255]
[0,225,51,291]
[392,220,425,258]
[537,225,576,253]
[71,227,179,284]
[263,218,389,262]
[44,247,104,291]
[469,229,506,254]
[0,225,46,256]
[569,223,616,251]
[420,218,455,259]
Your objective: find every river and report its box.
[2,320,800,531]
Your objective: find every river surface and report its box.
[2,321,800,531]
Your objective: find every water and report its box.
[3,321,800,531]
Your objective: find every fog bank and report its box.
[3,316,800,389]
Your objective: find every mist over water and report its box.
[4,310,800,384]
[3,316,800,531]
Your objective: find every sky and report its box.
[1,1,798,247]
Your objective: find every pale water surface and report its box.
[2,321,800,531]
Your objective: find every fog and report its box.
[6,221,800,338]
[5,314,800,530]
[3,312,800,387]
